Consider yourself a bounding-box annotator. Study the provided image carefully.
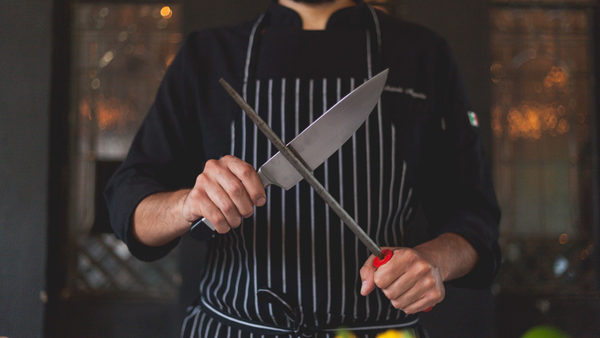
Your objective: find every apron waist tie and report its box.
[199,288,420,337]
[200,290,313,337]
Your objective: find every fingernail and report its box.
[256,197,266,206]
[360,281,366,295]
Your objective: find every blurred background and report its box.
[1,0,598,337]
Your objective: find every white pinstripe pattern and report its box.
[199,244,214,303]
[294,77,302,316]
[206,239,221,308]
[364,95,372,320]
[367,6,382,54]
[196,74,417,333]
[266,78,277,324]
[196,313,206,337]
[228,16,263,325]
[406,207,413,222]
[252,79,263,323]
[181,307,200,338]
[280,78,287,298]
[240,15,263,163]
[375,99,385,322]
[350,77,360,321]
[323,77,332,325]
[337,77,346,322]
[392,162,407,248]
[189,310,201,338]
[204,317,214,337]
[231,226,244,317]
[383,125,397,248]
[364,29,374,321]
[216,210,234,314]
[231,122,235,156]
[197,17,415,328]
[384,125,397,322]
[243,14,265,89]
[215,322,222,336]
[308,78,318,325]
[399,189,413,247]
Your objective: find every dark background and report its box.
[1,0,594,337]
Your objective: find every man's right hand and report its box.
[182,155,266,234]
[132,155,265,247]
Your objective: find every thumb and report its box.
[359,255,377,296]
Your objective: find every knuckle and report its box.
[391,300,402,310]
[432,289,444,301]
[239,165,254,179]
[211,213,225,224]
[226,182,244,199]
[415,261,430,274]
[195,174,206,186]
[205,159,218,170]
[423,276,435,288]
[221,200,236,214]
[403,249,417,259]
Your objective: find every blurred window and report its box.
[66,3,182,299]
[490,0,596,294]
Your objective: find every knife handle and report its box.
[372,249,433,313]
[189,218,216,242]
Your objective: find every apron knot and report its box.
[257,287,316,337]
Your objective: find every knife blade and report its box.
[190,69,389,241]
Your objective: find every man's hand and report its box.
[359,233,479,314]
[182,155,266,234]
[360,247,445,314]
[132,155,265,247]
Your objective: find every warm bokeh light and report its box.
[491,66,573,141]
[559,234,568,245]
[544,66,569,90]
[160,6,172,19]
[165,54,175,67]
[334,329,414,338]
[79,96,139,131]
[492,101,571,140]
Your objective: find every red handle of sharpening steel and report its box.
[372,249,433,313]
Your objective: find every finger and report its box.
[372,248,413,289]
[387,277,427,310]
[225,156,266,206]
[205,183,243,229]
[389,275,443,313]
[184,187,231,234]
[380,267,419,301]
[359,255,377,296]
[215,171,255,218]
[400,295,438,315]
[200,200,232,234]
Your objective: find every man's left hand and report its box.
[359,247,445,314]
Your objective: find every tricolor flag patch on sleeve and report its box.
[468,111,479,127]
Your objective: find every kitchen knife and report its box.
[189,69,389,241]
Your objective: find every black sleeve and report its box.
[104,33,206,262]
[417,37,501,289]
